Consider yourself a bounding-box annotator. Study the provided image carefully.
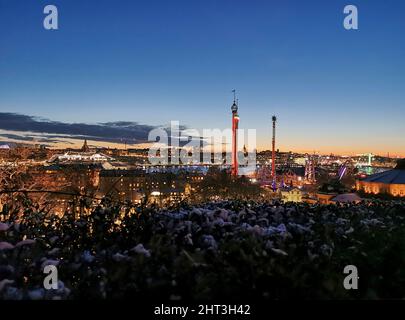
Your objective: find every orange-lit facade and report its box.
[356,160,405,197]
[356,181,405,197]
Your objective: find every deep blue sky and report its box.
[0,0,404,154]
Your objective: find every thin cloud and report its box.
[0,113,206,148]
[0,112,156,144]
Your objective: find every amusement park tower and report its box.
[231,92,239,176]
[271,115,277,178]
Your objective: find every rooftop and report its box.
[396,159,405,170]
[331,193,362,203]
[361,160,405,184]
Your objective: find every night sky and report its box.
[0,0,404,155]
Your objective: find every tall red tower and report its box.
[231,95,239,176]
[271,115,277,179]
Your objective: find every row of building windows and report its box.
[392,189,405,196]
[361,184,405,197]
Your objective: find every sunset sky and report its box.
[0,0,404,156]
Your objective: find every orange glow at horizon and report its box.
[0,129,404,158]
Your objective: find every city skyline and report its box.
[0,0,404,156]
[0,109,404,157]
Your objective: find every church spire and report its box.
[81,139,90,152]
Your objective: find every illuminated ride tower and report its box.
[305,156,316,183]
[231,96,239,176]
[271,115,277,178]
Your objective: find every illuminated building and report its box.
[303,192,362,205]
[49,152,113,163]
[356,159,405,197]
[97,169,146,203]
[280,187,303,203]
[277,167,305,188]
[149,186,190,205]
[304,156,316,183]
[32,163,102,189]
[97,170,191,205]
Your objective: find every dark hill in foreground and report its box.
[1,200,405,300]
